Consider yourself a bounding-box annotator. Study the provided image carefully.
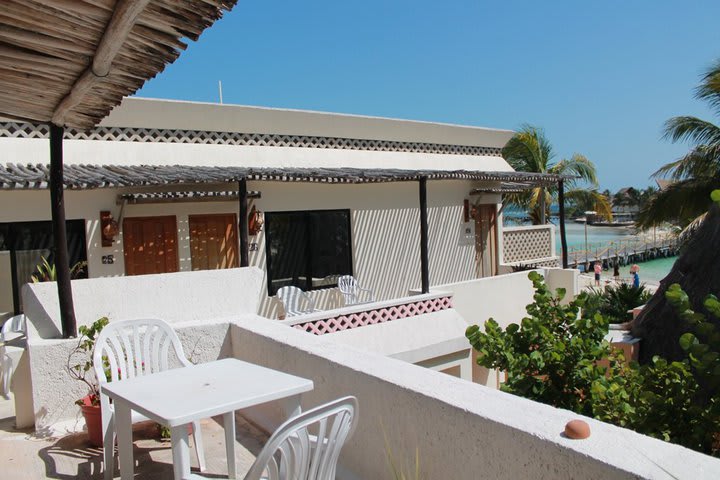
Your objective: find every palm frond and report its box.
[565,189,613,221]
[635,177,719,229]
[695,59,720,115]
[551,154,599,187]
[651,145,720,181]
[502,124,553,174]
[662,116,720,146]
[677,212,708,245]
[502,191,532,211]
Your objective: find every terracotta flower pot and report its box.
[80,395,103,448]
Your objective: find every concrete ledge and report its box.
[22,267,263,339]
[229,315,720,480]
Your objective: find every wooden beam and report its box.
[419,177,430,293]
[51,0,151,126]
[238,178,249,267]
[49,124,77,337]
[558,179,568,269]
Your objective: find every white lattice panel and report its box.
[0,122,503,157]
[503,227,553,263]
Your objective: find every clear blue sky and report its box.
[136,0,720,192]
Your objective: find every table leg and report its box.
[171,425,191,480]
[223,412,236,479]
[278,394,302,419]
[114,402,133,480]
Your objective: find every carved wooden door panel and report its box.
[123,216,178,276]
[188,213,238,271]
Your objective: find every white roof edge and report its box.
[100,97,515,149]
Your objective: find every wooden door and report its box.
[475,205,498,277]
[123,216,178,276]
[188,214,238,271]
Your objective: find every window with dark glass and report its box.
[265,210,352,295]
[0,220,87,315]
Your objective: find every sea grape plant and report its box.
[466,271,720,456]
[465,271,616,416]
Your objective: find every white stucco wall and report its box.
[101,97,515,150]
[0,183,500,321]
[1,136,513,172]
[230,315,720,480]
[21,319,233,430]
[18,267,262,428]
[432,270,538,329]
[252,181,499,317]
[14,267,720,478]
[22,267,263,338]
[428,268,579,387]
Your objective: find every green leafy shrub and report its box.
[67,317,109,406]
[583,283,652,323]
[467,272,720,456]
[31,256,87,283]
[466,271,616,415]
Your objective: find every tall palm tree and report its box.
[637,60,720,230]
[502,125,611,224]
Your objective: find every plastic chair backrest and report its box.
[244,396,358,480]
[1,314,26,342]
[93,318,190,385]
[337,275,358,305]
[277,286,314,317]
[0,315,26,397]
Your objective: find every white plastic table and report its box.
[101,358,314,480]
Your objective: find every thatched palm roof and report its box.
[0,0,237,129]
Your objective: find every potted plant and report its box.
[67,317,109,447]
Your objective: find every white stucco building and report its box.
[0,97,560,321]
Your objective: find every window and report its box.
[0,220,87,315]
[265,210,352,295]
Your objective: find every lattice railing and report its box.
[502,226,554,264]
[0,121,503,157]
[293,296,453,335]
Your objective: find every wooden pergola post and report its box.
[419,177,430,293]
[238,177,249,267]
[49,124,77,337]
[558,179,569,269]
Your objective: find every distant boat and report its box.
[585,211,635,227]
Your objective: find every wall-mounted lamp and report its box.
[248,205,264,236]
[100,211,119,246]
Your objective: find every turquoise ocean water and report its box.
[551,222,676,284]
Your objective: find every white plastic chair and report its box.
[93,318,206,480]
[337,275,375,306]
[277,286,320,317]
[0,314,26,398]
[244,396,359,480]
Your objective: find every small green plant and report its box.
[158,424,172,440]
[67,317,109,406]
[466,271,616,415]
[31,256,87,283]
[583,283,652,323]
[382,421,421,480]
[467,271,720,456]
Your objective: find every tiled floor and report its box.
[0,411,268,480]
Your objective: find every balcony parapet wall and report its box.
[281,292,452,335]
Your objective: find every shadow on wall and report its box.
[257,203,487,319]
[427,204,476,285]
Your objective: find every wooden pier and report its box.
[567,233,678,270]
